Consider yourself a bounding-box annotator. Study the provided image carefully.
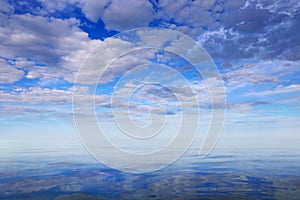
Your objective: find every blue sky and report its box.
[0,0,300,153]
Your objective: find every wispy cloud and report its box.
[247,84,300,96]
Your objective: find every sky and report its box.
[0,0,300,158]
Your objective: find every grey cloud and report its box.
[0,59,24,84]
[260,11,300,61]
[223,9,270,33]
[0,14,81,65]
[156,0,222,37]
[1,0,299,89]
[102,0,155,31]
[36,0,155,31]
[222,0,246,11]
[0,0,14,14]
[199,0,300,62]
[0,12,103,82]
[7,0,298,64]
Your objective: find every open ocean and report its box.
[1,139,300,200]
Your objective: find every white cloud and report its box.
[0,59,24,84]
[227,101,269,112]
[197,27,228,45]
[0,86,110,106]
[247,84,300,97]
[222,66,278,85]
[78,0,108,22]
[99,49,156,83]
[0,11,162,85]
[0,13,105,82]
[0,87,72,105]
[221,60,300,91]
[0,105,55,114]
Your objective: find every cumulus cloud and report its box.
[5,0,299,63]
[156,0,222,37]
[102,0,155,31]
[0,12,104,82]
[0,10,159,85]
[36,0,155,31]
[0,59,24,84]
[78,0,108,22]
[0,14,82,63]
[1,0,299,118]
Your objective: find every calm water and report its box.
[1,142,300,199]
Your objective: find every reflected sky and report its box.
[1,138,300,199]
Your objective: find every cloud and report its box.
[228,101,269,112]
[0,59,24,84]
[220,59,300,89]
[156,0,222,37]
[0,87,72,105]
[78,0,108,22]
[112,77,222,113]
[99,49,156,84]
[247,84,300,96]
[37,0,78,13]
[0,105,55,115]
[0,10,160,85]
[198,0,300,61]
[0,12,104,82]
[0,87,110,106]
[158,0,214,26]
[0,0,299,120]
[0,0,14,14]
[36,0,155,31]
[222,8,271,33]
[222,66,278,85]
[4,0,299,63]
[0,13,82,63]
[101,0,155,31]
[0,13,167,88]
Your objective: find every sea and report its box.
[0,137,300,199]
